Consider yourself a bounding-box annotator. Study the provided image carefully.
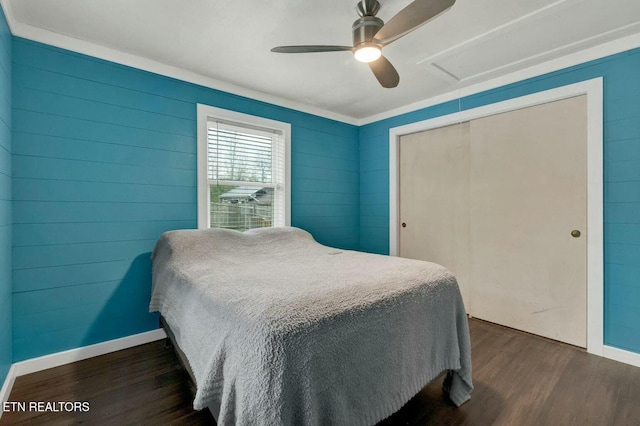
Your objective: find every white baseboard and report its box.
[603,345,640,368]
[0,364,17,420]
[1,329,636,421]
[0,329,166,419]
[13,329,167,377]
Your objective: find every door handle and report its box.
[401,222,407,228]
[571,230,581,238]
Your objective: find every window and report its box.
[197,105,290,231]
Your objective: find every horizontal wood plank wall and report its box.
[0,5,11,386]
[359,47,640,355]
[11,38,359,362]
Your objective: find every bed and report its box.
[149,226,472,426]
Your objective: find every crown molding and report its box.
[0,0,358,126]
[359,31,640,125]
[0,0,15,33]
[1,1,639,127]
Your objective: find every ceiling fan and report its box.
[271,0,456,88]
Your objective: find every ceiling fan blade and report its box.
[369,55,399,88]
[374,0,456,45]
[271,45,353,54]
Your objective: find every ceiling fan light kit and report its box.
[352,13,384,63]
[271,0,456,88]
[354,44,382,63]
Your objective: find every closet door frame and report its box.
[388,78,603,356]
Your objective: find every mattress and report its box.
[149,226,472,425]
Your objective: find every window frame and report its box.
[197,104,291,230]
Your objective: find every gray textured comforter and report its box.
[149,226,472,426]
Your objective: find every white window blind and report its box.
[206,119,286,230]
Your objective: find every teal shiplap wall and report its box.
[359,48,640,354]
[1,0,638,364]
[11,38,359,361]
[0,5,11,385]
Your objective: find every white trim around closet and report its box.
[389,78,604,357]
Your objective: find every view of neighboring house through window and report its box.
[197,104,290,231]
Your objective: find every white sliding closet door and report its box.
[399,123,471,304]
[398,95,588,347]
[468,96,587,347]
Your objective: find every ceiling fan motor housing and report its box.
[272,0,455,88]
[357,0,381,16]
[352,16,384,48]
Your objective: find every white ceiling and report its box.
[4,0,640,122]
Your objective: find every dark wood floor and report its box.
[3,319,640,425]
